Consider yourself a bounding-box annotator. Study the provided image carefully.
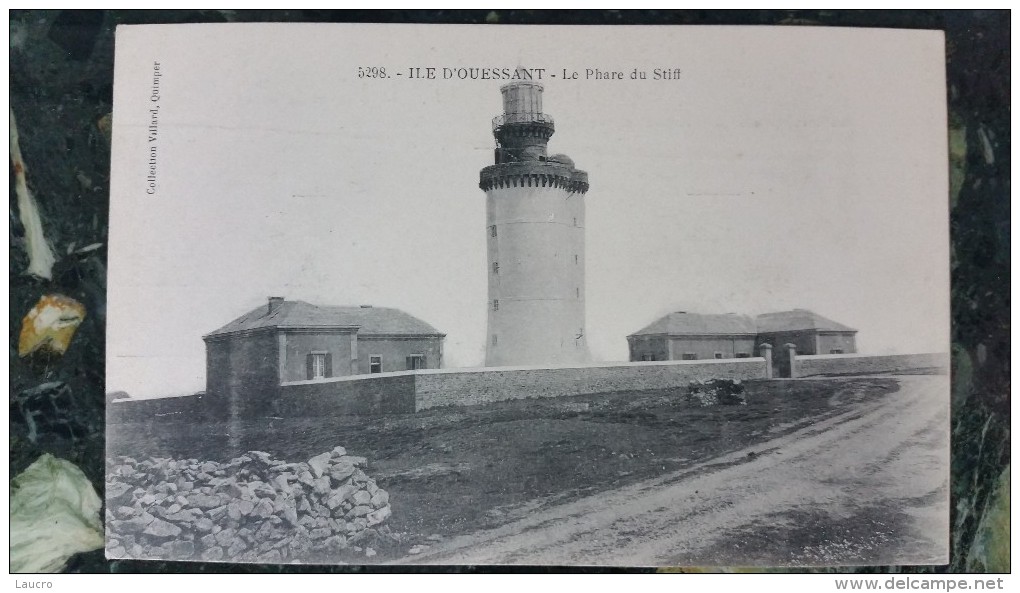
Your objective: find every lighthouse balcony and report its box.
[492,112,555,131]
[479,162,589,193]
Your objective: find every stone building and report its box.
[480,80,591,367]
[754,309,858,355]
[628,309,857,361]
[627,312,758,362]
[203,297,445,404]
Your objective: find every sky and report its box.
[108,24,950,398]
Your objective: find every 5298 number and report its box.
[357,67,388,79]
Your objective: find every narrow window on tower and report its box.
[573,217,577,227]
[492,299,499,311]
[576,287,580,298]
[492,335,498,346]
[490,225,497,237]
[574,254,578,264]
[492,262,499,274]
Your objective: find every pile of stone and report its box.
[105,447,393,563]
[685,378,747,406]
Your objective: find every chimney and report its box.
[268,296,284,313]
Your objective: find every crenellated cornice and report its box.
[480,162,589,194]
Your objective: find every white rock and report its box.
[370,490,389,508]
[366,505,391,527]
[313,476,331,495]
[307,453,332,478]
[142,518,181,538]
[329,462,356,482]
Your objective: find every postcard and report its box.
[106,23,950,566]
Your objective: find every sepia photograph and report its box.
[104,23,951,566]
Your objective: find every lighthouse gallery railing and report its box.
[492,112,555,131]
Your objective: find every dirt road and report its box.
[407,375,949,566]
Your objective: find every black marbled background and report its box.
[8,10,1009,574]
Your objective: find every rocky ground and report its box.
[106,447,397,564]
[109,377,903,563]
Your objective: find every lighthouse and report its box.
[480,81,591,367]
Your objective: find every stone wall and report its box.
[113,359,768,421]
[107,392,228,424]
[795,352,950,377]
[277,373,417,416]
[106,375,417,426]
[412,359,768,410]
[273,359,767,413]
[109,353,946,421]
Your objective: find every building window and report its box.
[714,352,723,359]
[830,349,844,354]
[492,335,498,346]
[492,262,499,274]
[492,299,499,311]
[370,356,382,374]
[573,217,577,226]
[576,287,580,298]
[735,353,750,358]
[406,355,425,370]
[641,354,654,361]
[575,254,578,264]
[311,353,325,379]
[682,353,697,361]
[490,225,497,237]
[306,352,332,380]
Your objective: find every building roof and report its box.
[629,312,758,337]
[755,309,856,333]
[629,308,856,337]
[205,300,445,339]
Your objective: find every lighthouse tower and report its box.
[480,81,591,367]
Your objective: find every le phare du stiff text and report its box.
[401,66,681,81]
